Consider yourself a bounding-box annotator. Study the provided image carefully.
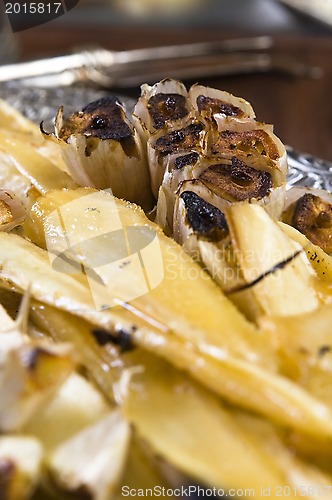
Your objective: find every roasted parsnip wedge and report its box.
[225,202,320,319]
[0,291,76,431]
[0,341,75,432]
[121,350,332,496]
[260,303,332,409]
[0,149,35,209]
[280,220,332,284]
[0,435,43,500]
[47,409,131,500]
[0,130,77,195]
[114,435,175,499]
[21,188,270,365]
[121,351,287,493]
[230,412,332,498]
[126,321,332,440]
[30,303,121,399]
[23,372,111,454]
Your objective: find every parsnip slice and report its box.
[260,304,332,408]
[0,334,74,432]
[22,188,272,365]
[0,131,77,194]
[0,435,43,500]
[280,221,332,284]
[121,351,294,494]
[24,372,111,454]
[47,409,130,500]
[226,203,319,318]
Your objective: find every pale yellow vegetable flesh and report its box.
[225,202,320,318]
[1,93,332,499]
[2,192,332,440]
[23,188,268,366]
[47,409,131,500]
[280,220,332,284]
[122,350,332,496]
[23,372,111,454]
[0,435,43,500]
[0,131,77,194]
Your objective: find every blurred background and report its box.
[1,0,332,161]
[62,0,332,33]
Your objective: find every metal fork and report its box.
[0,36,322,88]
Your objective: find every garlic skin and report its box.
[148,83,288,234]
[43,98,154,211]
[0,189,26,232]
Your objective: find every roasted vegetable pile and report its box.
[1,80,332,500]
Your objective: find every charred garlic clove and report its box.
[148,122,205,197]
[180,190,229,240]
[146,92,189,130]
[132,79,190,141]
[155,152,201,233]
[174,189,229,257]
[283,189,332,254]
[153,122,205,156]
[209,128,288,177]
[198,157,272,203]
[58,97,135,151]
[44,97,153,211]
[189,84,255,127]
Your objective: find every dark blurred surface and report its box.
[47,0,332,34]
[10,0,332,161]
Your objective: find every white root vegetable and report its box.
[47,409,131,500]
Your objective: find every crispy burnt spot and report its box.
[290,193,332,253]
[174,152,199,170]
[225,249,304,295]
[199,157,272,202]
[58,96,136,156]
[147,93,189,129]
[318,345,331,357]
[212,130,279,160]
[155,123,204,156]
[180,190,228,241]
[196,95,244,118]
[91,327,135,353]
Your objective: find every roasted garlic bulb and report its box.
[283,187,332,254]
[42,96,154,211]
[130,81,287,297]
